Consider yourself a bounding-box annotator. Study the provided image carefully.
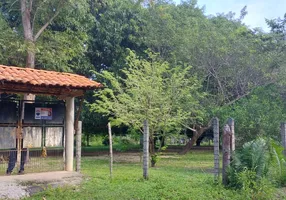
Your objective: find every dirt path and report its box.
[0,171,82,199]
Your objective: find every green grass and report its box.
[25,151,283,200]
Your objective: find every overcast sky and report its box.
[174,0,286,31]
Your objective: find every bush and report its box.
[227,138,279,199]
[237,169,275,200]
[268,141,286,186]
[102,136,109,146]
[227,138,286,199]
[228,138,271,187]
[215,86,286,147]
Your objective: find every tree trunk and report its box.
[26,49,35,69]
[21,0,36,100]
[21,0,35,69]
[87,134,90,146]
[179,125,211,155]
[149,135,155,155]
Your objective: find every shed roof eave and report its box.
[0,83,86,97]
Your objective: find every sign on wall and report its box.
[35,108,52,120]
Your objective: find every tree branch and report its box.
[34,9,60,41]
[31,0,43,33]
[224,92,251,106]
[34,0,66,41]
[180,123,197,132]
[9,0,19,12]
[29,0,33,12]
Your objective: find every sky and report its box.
[174,0,286,31]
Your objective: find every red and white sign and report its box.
[35,108,52,120]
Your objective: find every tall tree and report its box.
[90,50,204,164]
[0,0,93,72]
[87,0,146,74]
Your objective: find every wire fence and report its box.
[0,148,64,175]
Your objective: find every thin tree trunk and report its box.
[87,134,90,146]
[21,0,35,68]
[149,135,155,155]
[21,0,36,100]
[179,125,211,155]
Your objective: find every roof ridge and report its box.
[0,64,101,90]
[0,65,83,77]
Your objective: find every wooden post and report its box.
[213,117,220,181]
[143,120,149,179]
[108,122,113,179]
[63,129,66,170]
[76,121,82,172]
[228,118,235,153]
[222,124,231,185]
[65,97,75,171]
[281,122,286,156]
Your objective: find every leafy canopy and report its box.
[90,50,205,134]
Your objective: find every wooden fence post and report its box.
[228,118,235,153]
[222,124,231,185]
[281,122,286,157]
[213,117,220,181]
[143,120,149,179]
[76,121,82,172]
[108,122,113,179]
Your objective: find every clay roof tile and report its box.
[0,65,102,89]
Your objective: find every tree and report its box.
[216,85,286,147]
[0,0,93,71]
[90,50,204,165]
[0,15,23,66]
[87,0,146,74]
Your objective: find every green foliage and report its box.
[236,169,275,200]
[0,15,24,66]
[269,141,286,186]
[82,144,141,152]
[0,0,94,72]
[216,86,286,146]
[151,145,168,167]
[227,138,286,198]
[228,138,272,189]
[88,0,146,73]
[90,50,204,139]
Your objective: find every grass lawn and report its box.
[25,151,284,200]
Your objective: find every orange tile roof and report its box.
[0,65,102,90]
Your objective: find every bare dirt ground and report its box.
[0,171,82,199]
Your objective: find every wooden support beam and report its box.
[0,83,85,97]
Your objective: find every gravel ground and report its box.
[0,171,83,199]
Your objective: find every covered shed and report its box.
[0,65,101,172]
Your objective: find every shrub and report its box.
[227,138,285,199]
[102,135,109,146]
[237,169,275,200]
